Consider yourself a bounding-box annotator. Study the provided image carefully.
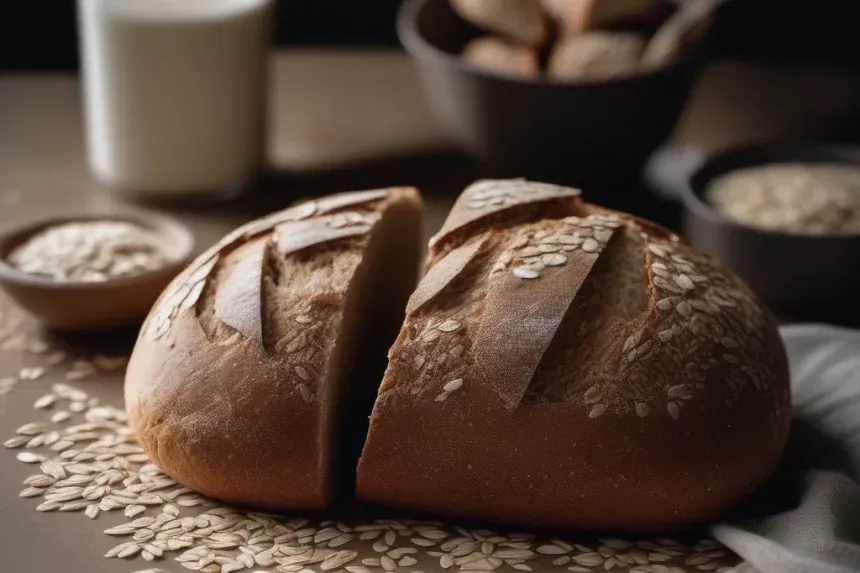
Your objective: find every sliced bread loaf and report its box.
[125,188,422,509]
[357,179,790,530]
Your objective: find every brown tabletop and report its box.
[1,49,859,573]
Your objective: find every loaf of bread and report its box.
[450,0,548,46]
[541,0,668,34]
[462,36,540,79]
[357,179,790,530]
[548,32,645,80]
[125,188,422,509]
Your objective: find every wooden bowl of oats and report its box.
[671,143,860,320]
[0,212,194,330]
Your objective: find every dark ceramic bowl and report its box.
[398,0,708,180]
[657,143,860,321]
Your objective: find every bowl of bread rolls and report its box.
[126,179,789,530]
[398,0,719,179]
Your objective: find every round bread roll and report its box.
[125,188,422,509]
[451,0,548,46]
[462,36,540,79]
[548,32,646,80]
[357,179,790,530]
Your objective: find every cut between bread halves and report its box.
[125,188,422,509]
[357,179,790,530]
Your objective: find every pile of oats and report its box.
[706,163,860,235]
[7,221,170,282]
[0,317,740,573]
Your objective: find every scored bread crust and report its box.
[357,179,790,530]
[125,188,422,509]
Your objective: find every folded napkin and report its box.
[712,325,860,573]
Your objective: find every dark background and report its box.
[3,1,860,71]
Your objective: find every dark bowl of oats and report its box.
[0,212,194,331]
[674,142,860,321]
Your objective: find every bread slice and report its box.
[125,188,422,509]
[357,179,790,530]
[462,36,540,79]
[548,32,645,80]
[451,0,548,46]
[541,0,668,34]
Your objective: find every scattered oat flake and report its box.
[34,394,56,409]
[512,267,539,279]
[4,436,29,448]
[19,367,45,380]
[443,379,463,393]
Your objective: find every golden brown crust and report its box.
[475,218,620,409]
[357,179,790,530]
[273,212,380,257]
[429,179,582,249]
[126,188,422,510]
[213,239,267,344]
[406,237,485,316]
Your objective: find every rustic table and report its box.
[1,50,859,573]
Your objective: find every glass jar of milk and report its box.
[78,0,273,200]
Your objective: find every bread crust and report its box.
[126,188,421,509]
[357,179,790,530]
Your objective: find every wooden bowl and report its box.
[397,0,710,181]
[0,212,194,331]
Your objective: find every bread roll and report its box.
[541,0,668,34]
[548,32,645,80]
[462,36,540,79]
[125,188,422,509]
[450,0,548,46]
[357,179,790,530]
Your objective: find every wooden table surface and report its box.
[1,49,859,573]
